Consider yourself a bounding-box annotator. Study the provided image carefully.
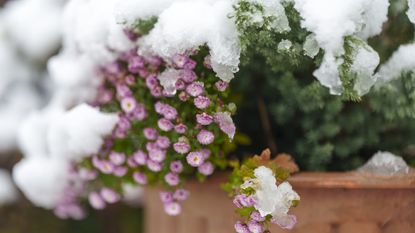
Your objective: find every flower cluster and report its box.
[72,33,237,215]
[224,150,300,232]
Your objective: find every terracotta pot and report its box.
[144,172,415,233]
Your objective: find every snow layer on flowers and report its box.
[0,169,17,205]
[244,166,300,218]
[13,157,70,209]
[377,44,415,84]
[408,0,415,24]
[47,104,118,161]
[1,0,65,61]
[138,0,240,82]
[293,0,388,95]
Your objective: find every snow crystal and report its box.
[408,0,415,24]
[13,157,70,209]
[358,151,410,176]
[158,69,181,95]
[377,44,415,84]
[2,0,64,61]
[0,169,17,205]
[351,43,380,95]
[138,0,240,82]
[47,104,118,161]
[277,39,292,52]
[313,55,343,95]
[303,34,320,58]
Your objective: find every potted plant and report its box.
[8,0,415,233]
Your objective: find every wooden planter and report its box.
[144,172,415,233]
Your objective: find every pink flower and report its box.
[125,75,136,86]
[247,221,263,233]
[214,112,236,139]
[160,191,173,203]
[234,221,250,233]
[156,136,171,149]
[198,161,214,176]
[186,82,204,97]
[172,54,188,69]
[197,130,214,145]
[109,152,126,166]
[113,166,128,177]
[186,151,205,167]
[147,160,162,172]
[175,79,186,90]
[157,118,174,131]
[146,74,159,89]
[127,156,138,168]
[180,70,197,83]
[196,113,213,125]
[148,148,166,162]
[129,104,147,121]
[173,141,190,154]
[121,97,137,113]
[250,211,265,222]
[98,160,114,174]
[194,96,210,109]
[164,202,181,216]
[116,84,132,98]
[178,91,190,102]
[200,148,211,159]
[133,150,147,165]
[174,123,187,134]
[215,80,229,92]
[88,192,106,210]
[170,161,183,173]
[271,215,297,230]
[164,172,180,186]
[173,189,190,201]
[100,188,120,204]
[233,194,254,208]
[128,56,145,73]
[143,128,158,140]
[133,172,148,185]
[203,55,212,69]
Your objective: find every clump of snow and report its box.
[278,39,292,52]
[0,169,17,205]
[1,0,65,61]
[114,0,174,26]
[244,0,290,32]
[303,34,320,58]
[293,0,388,95]
[358,151,410,176]
[13,157,70,209]
[377,44,415,84]
[138,0,240,82]
[351,42,380,95]
[408,0,415,24]
[47,104,118,161]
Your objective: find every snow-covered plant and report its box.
[9,0,415,232]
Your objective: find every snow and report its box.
[114,0,175,26]
[47,104,118,161]
[13,157,70,209]
[278,39,292,52]
[377,44,415,84]
[303,34,320,58]
[293,0,388,95]
[244,0,290,32]
[0,169,17,205]
[358,151,410,176]
[1,0,65,61]
[351,43,380,95]
[138,0,240,82]
[408,0,415,24]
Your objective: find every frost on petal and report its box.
[13,157,70,209]
[158,69,181,95]
[0,169,17,205]
[214,112,236,140]
[407,0,415,24]
[377,44,415,85]
[47,104,119,161]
